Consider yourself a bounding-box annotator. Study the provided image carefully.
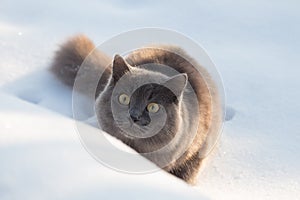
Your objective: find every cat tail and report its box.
[50,34,111,87]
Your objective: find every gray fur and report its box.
[50,35,222,184]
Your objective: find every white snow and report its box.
[0,0,299,199]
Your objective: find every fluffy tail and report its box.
[50,35,111,88]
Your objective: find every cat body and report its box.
[51,35,222,184]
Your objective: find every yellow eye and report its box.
[147,103,159,113]
[118,94,130,105]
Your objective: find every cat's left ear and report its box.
[112,54,130,83]
[163,73,188,97]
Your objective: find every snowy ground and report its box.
[1,0,300,199]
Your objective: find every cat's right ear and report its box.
[112,54,130,83]
[163,73,188,98]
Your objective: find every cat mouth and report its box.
[115,117,153,137]
[126,116,150,127]
[133,120,149,127]
[129,115,150,126]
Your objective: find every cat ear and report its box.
[112,54,130,82]
[163,73,188,97]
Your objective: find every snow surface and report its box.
[0,0,300,199]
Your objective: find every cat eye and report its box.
[118,94,130,105]
[147,103,159,113]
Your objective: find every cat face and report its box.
[112,82,179,139]
[96,55,187,152]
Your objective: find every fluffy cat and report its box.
[51,35,222,184]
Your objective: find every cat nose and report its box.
[129,109,142,122]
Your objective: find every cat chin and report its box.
[120,132,135,140]
[118,124,154,140]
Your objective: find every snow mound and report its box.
[1,0,300,199]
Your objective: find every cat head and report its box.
[95,55,188,153]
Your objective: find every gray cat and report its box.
[51,35,222,184]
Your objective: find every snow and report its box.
[0,93,206,200]
[0,0,300,199]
